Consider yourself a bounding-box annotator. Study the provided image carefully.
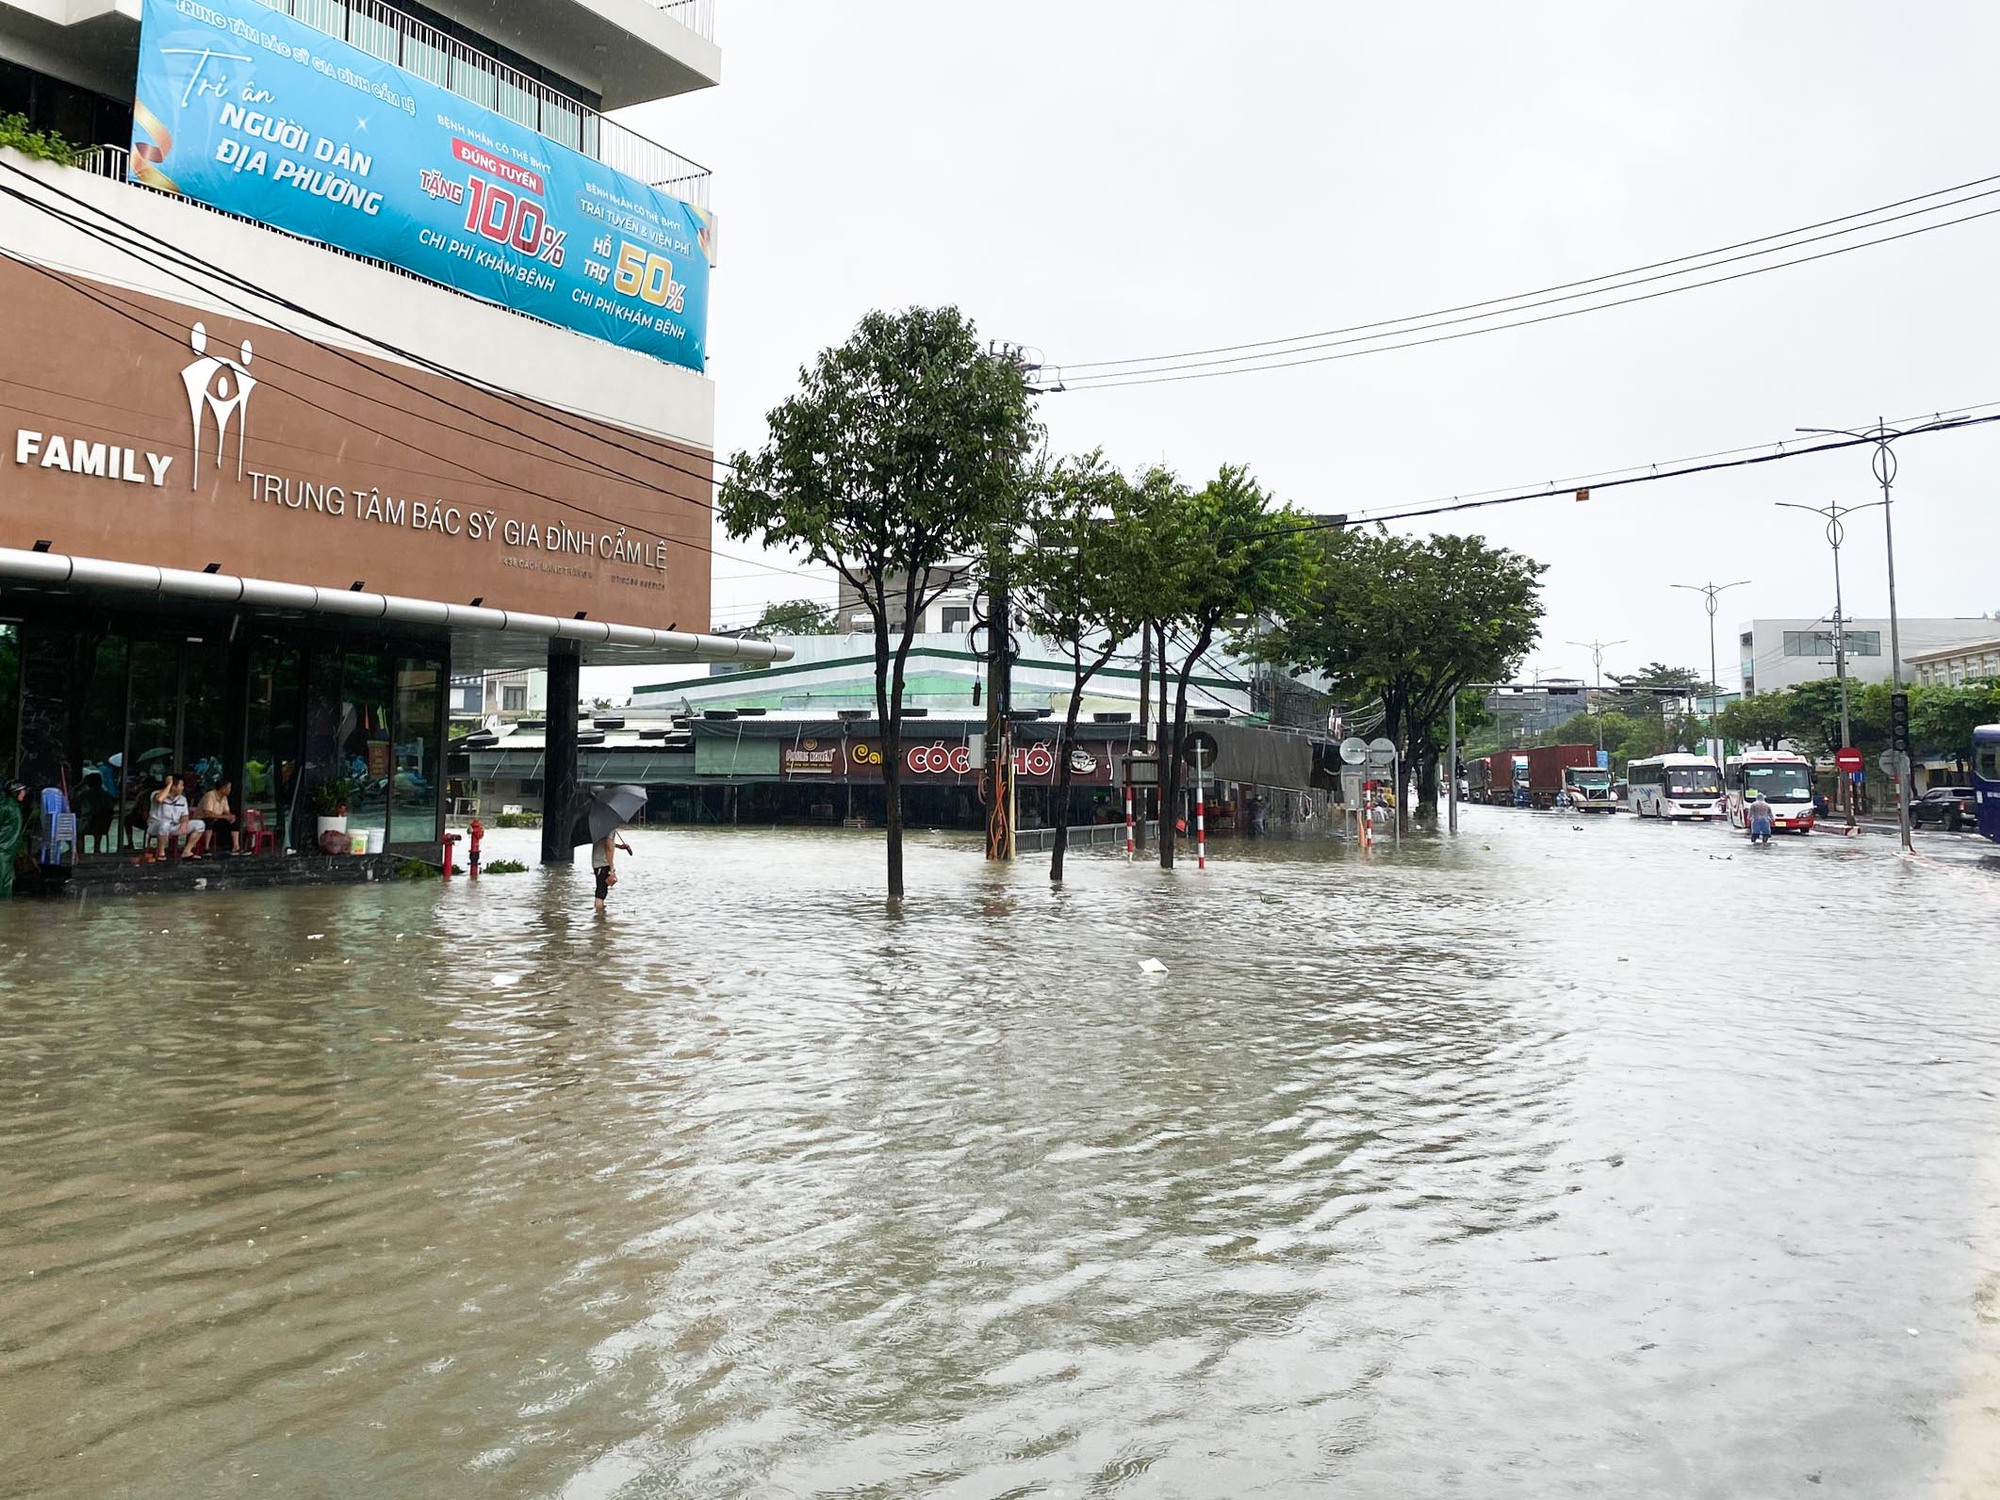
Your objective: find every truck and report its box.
[1524,743,1616,811]
[1471,750,1531,805]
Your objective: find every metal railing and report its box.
[255,0,712,207]
[648,0,716,41]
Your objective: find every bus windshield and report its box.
[1666,767,1722,797]
[1742,764,1812,801]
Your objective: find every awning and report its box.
[0,546,790,668]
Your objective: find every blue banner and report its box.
[132,0,710,371]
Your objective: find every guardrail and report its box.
[255,0,712,207]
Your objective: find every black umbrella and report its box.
[569,784,649,847]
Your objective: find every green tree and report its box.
[1150,467,1318,868]
[1017,453,1152,883]
[719,307,1039,898]
[1909,681,2000,766]
[1264,529,1545,830]
[1715,690,1795,751]
[750,598,839,636]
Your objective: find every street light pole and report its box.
[1776,498,1882,835]
[1567,637,1626,758]
[1797,415,1969,855]
[1671,580,1750,771]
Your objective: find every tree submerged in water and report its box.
[720,307,1040,899]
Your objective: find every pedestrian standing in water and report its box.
[591,832,632,912]
[1747,790,1775,845]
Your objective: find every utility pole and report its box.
[1796,415,1970,855]
[1133,622,1150,851]
[1776,498,1878,834]
[1567,637,1626,756]
[1671,581,1750,772]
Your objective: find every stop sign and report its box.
[1835,746,1864,773]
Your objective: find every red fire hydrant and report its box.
[467,818,484,880]
[442,831,460,879]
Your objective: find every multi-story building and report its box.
[0,0,782,868]
[1908,635,2000,689]
[1737,618,2000,695]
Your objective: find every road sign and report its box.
[1366,736,1397,771]
[1121,755,1159,786]
[1878,749,1910,777]
[1339,736,1368,766]
[1835,746,1864,773]
[1179,730,1218,766]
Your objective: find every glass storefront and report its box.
[0,610,447,860]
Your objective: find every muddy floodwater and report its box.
[3,813,1999,1497]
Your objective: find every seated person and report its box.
[197,779,240,855]
[74,769,115,855]
[147,775,207,861]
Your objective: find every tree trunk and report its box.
[1414,742,1440,823]
[1158,624,1211,869]
[875,613,903,900]
[1050,698,1081,883]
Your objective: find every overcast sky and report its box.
[602,0,2000,697]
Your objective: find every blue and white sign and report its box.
[133,0,711,370]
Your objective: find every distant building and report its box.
[835,571,980,636]
[1738,618,2000,694]
[1908,636,2000,688]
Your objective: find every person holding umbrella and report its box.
[591,831,632,912]
[571,784,650,912]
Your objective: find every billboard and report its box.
[132,0,711,371]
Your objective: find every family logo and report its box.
[179,322,257,488]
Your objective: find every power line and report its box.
[1048,196,2000,392]
[1052,169,2000,376]
[0,242,815,584]
[0,162,735,504]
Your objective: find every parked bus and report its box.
[1725,750,1817,834]
[1975,724,2000,843]
[1626,754,1726,820]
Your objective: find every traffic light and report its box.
[1890,691,1911,755]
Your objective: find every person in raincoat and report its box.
[0,781,27,899]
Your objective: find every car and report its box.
[1911,786,1979,832]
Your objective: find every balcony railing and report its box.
[254,0,711,207]
[648,0,716,42]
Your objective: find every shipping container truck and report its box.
[1523,744,1614,810]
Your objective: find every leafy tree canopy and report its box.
[750,598,840,636]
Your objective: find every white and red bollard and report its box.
[1194,747,1207,871]
[1124,784,1135,859]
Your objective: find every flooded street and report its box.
[4,813,1999,1498]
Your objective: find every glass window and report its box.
[392,658,442,846]
[76,636,126,855]
[0,624,18,782]
[181,640,232,805]
[503,685,527,712]
[341,651,393,850]
[125,639,178,844]
[1978,745,2000,781]
[247,639,303,852]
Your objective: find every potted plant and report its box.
[314,777,354,846]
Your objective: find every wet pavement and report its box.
[2,811,1998,1498]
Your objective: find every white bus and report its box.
[1725,750,1817,833]
[1626,754,1726,819]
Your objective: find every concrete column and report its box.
[541,640,580,866]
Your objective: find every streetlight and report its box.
[1797,415,1969,854]
[1671,580,1750,770]
[1567,637,1627,754]
[1774,497,1882,835]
